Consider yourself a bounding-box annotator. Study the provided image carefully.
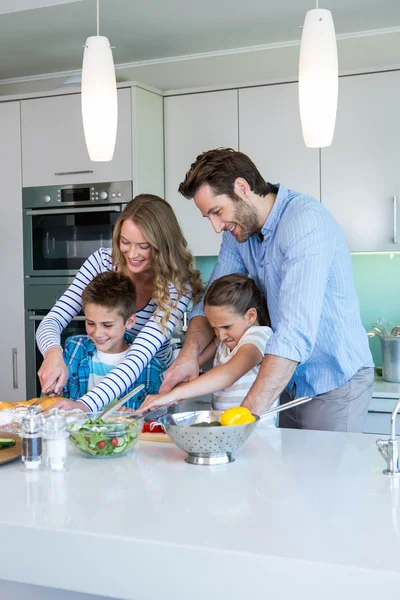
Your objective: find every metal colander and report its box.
[159,395,313,465]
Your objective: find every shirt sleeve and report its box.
[36,249,109,355]
[265,208,335,363]
[190,232,248,319]
[78,287,192,411]
[236,327,273,358]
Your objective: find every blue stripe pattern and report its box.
[191,184,373,398]
[36,248,191,410]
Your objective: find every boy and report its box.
[62,271,163,410]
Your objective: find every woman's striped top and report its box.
[36,248,191,411]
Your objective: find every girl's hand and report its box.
[140,393,177,413]
[50,399,90,413]
[38,347,69,395]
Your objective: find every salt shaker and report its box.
[21,406,43,470]
[44,408,68,471]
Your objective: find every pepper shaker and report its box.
[20,406,44,470]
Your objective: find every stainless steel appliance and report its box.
[23,181,132,278]
[23,181,132,396]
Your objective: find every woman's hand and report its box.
[50,399,90,412]
[159,356,199,393]
[38,347,68,395]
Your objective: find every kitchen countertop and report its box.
[1,425,400,599]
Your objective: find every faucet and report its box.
[376,396,400,475]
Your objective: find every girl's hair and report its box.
[204,274,270,327]
[82,272,136,322]
[112,194,203,328]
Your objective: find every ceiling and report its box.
[0,0,399,82]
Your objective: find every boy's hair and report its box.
[82,272,136,322]
[179,148,275,201]
[204,273,270,327]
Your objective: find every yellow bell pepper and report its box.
[220,406,256,426]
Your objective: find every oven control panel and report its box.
[22,181,132,208]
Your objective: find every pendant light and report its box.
[81,0,118,161]
[298,2,338,148]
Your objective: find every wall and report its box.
[195,253,400,367]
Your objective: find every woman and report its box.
[37,194,203,412]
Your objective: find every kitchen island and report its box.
[1,424,400,600]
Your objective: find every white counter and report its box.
[1,425,400,600]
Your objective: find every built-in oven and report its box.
[23,181,132,278]
[23,181,132,396]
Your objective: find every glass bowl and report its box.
[67,411,144,458]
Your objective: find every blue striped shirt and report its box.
[191,184,373,399]
[36,248,191,411]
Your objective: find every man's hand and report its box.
[241,355,298,415]
[159,357,199,393]
[51,399,90,412]
[38,347,68,395]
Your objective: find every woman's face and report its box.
[120,220,152,275]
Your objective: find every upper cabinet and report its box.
[239,84,320,200]
[21,88,133,187]
[321,71,400,252]
[164,90,239,256]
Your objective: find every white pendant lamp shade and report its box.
[81,35,118,161]
[299,9,338,148]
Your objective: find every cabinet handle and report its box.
[26,205,121,216]
[54,170,94,176]
[12,348,18,389]
[394,196,398,244]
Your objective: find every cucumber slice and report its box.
[0,438,16,449]
[112,441,129,454]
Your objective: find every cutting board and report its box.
[139,432,172,443]
[0,432,22,465]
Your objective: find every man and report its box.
[160,148,374,432]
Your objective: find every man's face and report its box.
[194,183,260,243]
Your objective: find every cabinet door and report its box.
[321,71,400,252]
[239,84,320,200]
[21,88,132,187]
[164,90,238,256]
[0,102,26,400]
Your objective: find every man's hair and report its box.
[204,273,270,327]
[82,272,136,322]
[179,148,274,200]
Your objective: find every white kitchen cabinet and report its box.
[164,90,239,256]
[364,379,400,435]
[321,70,400,252]
[21,88,133,187]
[239,84,320,200]
[0,102,26,400]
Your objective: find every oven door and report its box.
[23,204,123,278]
[25,311,87,398]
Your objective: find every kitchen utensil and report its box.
[159,395,313,465]
[99,384,145,420]
[376,317,393,336]
[0,432,22,466]
[391,326,400,337]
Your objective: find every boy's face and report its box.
[84,303,135,354]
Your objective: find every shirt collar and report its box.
[261,183,289,235]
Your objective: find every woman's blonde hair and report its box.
[112,194,203,328]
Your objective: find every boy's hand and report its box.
[38,347,68,395]
[50,399,90,413]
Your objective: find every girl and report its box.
[36,194,203,412]
[140,274,277,424]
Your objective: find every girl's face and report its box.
[120,220,152,275]
[204,304,257,350]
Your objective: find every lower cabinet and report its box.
[364,395,400,435]
[0,101,26,400]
